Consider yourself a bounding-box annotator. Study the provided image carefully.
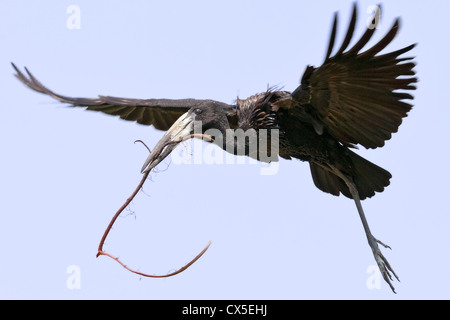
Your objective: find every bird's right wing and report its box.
[276,4,417,149]
[12,63,235,131]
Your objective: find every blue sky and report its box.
[1,0,449,299]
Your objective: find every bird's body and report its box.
[12,4,416,292]
[224,89,391,201]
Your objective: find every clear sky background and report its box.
[1,0,448,300]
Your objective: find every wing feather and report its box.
[12,63,234,131]
[283,4,417,149]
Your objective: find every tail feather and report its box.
[310,151,391,200]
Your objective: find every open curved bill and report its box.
[140,111,214,173]
[140,111,193,173]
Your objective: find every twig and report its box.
[96,134,214,278]
[134,139,151,153]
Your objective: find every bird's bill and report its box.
[140,111,195,173]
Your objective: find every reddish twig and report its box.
[98,241,211,278]
[134,139,151,153]
[96,134,214,278]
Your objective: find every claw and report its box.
[370,236,399,293]
[375,238,392,250]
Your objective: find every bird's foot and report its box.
[375,238,392,250]
[369,235,399,293]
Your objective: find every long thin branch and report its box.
[98,242,211,278]
[96,134,214,278]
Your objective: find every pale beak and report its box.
[140,111,194,173]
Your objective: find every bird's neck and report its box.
[219,126,278,163]
[194,118,278,163]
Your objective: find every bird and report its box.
[12,3,416,293]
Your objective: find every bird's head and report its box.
[140,101,236,173]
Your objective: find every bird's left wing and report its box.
[276,4,417,149]
[12,63,235,131]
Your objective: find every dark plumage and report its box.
[12,4,416,292]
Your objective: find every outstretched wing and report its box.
[282,4,417,149]
[12,63,235,131]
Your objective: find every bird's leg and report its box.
[330,167,400,293]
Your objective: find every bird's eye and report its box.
[194,108,202,115]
